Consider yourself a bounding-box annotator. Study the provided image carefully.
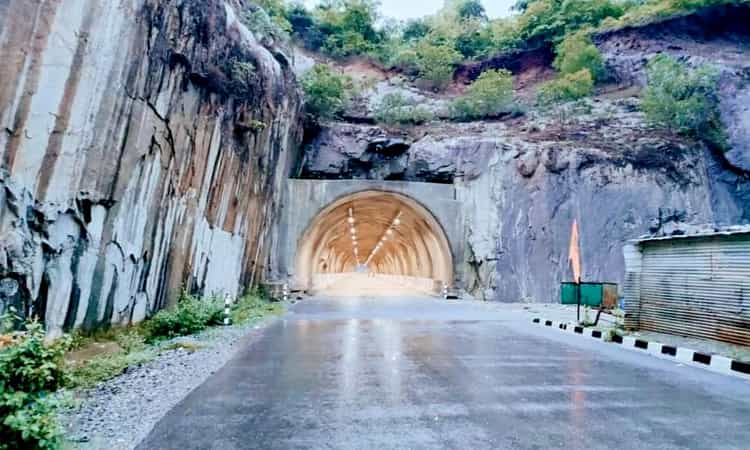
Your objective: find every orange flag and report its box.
[568,220,582,283]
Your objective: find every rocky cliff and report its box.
[298,5,750,302]
[0,0,302,336]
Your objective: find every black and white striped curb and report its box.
[532,318,750,380]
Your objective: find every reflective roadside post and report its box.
[223,293,232,326]
[442,283,449,299]
[283,283,289,302]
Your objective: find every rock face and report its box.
[0,0,302,336]
[595,3,750,173]
[301,95,750,302]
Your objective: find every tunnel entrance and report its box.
[295,190,453,296]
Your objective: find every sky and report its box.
[303,0,517,21]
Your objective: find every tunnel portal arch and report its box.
[295,190,454,293]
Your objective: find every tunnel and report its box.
[295,190,453,296]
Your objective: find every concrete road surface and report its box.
[138,296,750,450]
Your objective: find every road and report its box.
[138,296,750,450]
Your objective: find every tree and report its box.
[451,69,514,120]
[457,0,487,21]
[301,64,350,120]
[415,41,462,89]
[642,54,724,147]
[553,31,606,82]
[402,18,431,41]
[456,26,494,59]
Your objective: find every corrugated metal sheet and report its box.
[634,234,750,345]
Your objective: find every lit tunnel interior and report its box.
[295,191,453,295]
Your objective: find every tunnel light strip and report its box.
[348,207,361,266]
[365,211,403,268]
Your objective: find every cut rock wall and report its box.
[0,0,302,336]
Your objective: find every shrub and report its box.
[242,6,288,43]
[374,93,435,125]
[0,321,68,450]
[553,31,606,81]
[642,54,725,147]
[457,0,488,20]
[231,292,284,325]
[415,41,462,89]
[301,64,351,121]
[402,18,432,41]
[145,292,224,341]
[228,58,258,96]
[537,68,594,105]
[450,69,514,120]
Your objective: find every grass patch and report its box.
[231,292,285,325]
[64,290,283,389]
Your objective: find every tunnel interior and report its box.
[295,191,453,295]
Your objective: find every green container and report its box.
[560,282,618,309]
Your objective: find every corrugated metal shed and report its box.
[623,227,750,346]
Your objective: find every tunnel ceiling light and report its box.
[348,217,355,224]
[365,210,404,268]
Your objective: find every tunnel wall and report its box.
[275,180,464,289]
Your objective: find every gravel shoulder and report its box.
[59,311,286,450]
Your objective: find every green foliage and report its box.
[145,291,224,341]
[67,347,155,390]
[642,54,725,147]
[515,0,628,45]
[402,19,431,41]
[242,5,289,43]
[537,69,594,105]
[457,0,487,20]
[455,26,495,59]
[0,322,68,450]
[450,69,515,120]
[291,0,384,58]
[553,31,606,81]
[415,42,462,89]
[301,64,351,120]
[231,293,284,325]
[374,93,435,125]
[602,0,740,30]
[228,58,258,96]
[256,0,292,32]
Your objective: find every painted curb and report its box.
[533,317,750,380]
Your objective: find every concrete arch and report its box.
[295,190,454,294]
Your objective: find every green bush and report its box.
[642,54,725,147]
[0,321,68,450]
[374,93,435,125]
[537,68,594,105]
[553,31,606,81]
[301,64,351,121]
[231,293,284,325]
[145,292,224,341]
[450,69,514,120]
[415,41,462,89]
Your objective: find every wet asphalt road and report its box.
[138,296,750,450]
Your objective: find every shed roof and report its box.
[631,225,750,244]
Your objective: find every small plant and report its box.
[553,31,606,82]
[145,290,224,341]
[0,321,69,450]
[450,69,515,120]
[537,69,594,129]
[301,64,351,121]
[231,293,284,325]
[415,42,462,90]
[642,54,726,149]
[374,93,435,125]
